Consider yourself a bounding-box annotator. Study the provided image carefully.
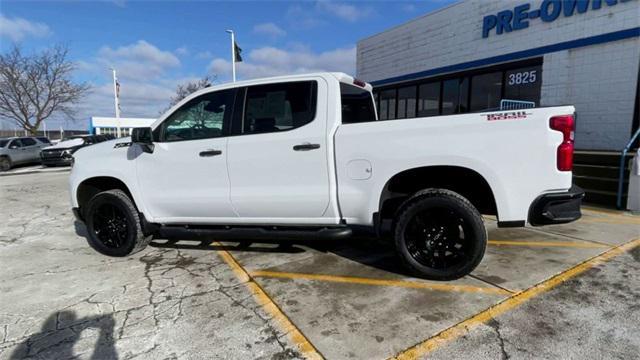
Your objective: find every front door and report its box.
[7,139,26,163]
[136,89,236,223]
[226,80,332,222]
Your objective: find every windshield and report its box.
[0,139,9,148]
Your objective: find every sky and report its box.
[0,0,455,130]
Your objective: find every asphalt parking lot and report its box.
[1,171,639,359]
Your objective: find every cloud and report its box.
[315,1,374,22]
[209,45,355,81]
[175,46,189,56]
[253,22,286,38]
[402,3,417,12]
[64,41,204,127]
[196,50,213,59]
[0,14,51,42]
[97,40,181,81]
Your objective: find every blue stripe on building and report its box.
[371,27,640,87]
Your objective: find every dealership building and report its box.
[357,0,640,207]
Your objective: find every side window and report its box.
[21,138,36,146]
[340,83,376,124]
[9,139,23,148]
[160,89,235,142]
[242,81,316,135]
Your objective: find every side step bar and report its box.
[155,225,353,241]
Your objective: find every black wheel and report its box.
[85,189,151,257]
[394,189,487,281]
[0,157,12,171]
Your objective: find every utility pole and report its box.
[226,29,236,82]
[111,68,121,137]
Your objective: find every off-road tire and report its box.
[85,189,151,257]
[394,189,487,281]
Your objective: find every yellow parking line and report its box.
[251,270,511,295]
[214,243,324,360]
[389,237,640,360]
[580,217,640,225]
[582,206,633,217]
[488,240,609,248]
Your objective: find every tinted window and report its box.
[0,139,8,148]
[36,137,51,144]
[418,82,440,117]
[9,139,22,148]
[21,138,36,146]
[160,89,234,141]
[397,86,416,119]
[340,83,376,124]
[470,72,502,111]
[378,89,396,120]
[504,65,542,105]
[243,81,316,134]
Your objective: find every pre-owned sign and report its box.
[482,0,634,38]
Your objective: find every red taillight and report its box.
[353,78,366,88]
[550,115,575,171]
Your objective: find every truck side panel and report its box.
[333,106,575,225]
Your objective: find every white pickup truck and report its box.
[69,72,583,280]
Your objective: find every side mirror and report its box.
[131,127,154,153]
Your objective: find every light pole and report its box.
[110,68,121,137]
[226,29,236,82]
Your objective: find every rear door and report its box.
[20,138,40,162]
[226,79,332,222]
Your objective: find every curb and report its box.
[0,168,70,177]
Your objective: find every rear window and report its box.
[36,137,51,144]
[243,81,317,134]
[340,83,376,124]
[21,138,36,146]
[0,139,9,148]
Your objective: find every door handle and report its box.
[199,149,222,157]
[293,143,320,151]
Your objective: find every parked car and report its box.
[69,72,583,280]
[41,135,112,167]
[0,137,51,171]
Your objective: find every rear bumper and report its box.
[528,185,584,226]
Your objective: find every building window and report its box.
[418,82,440,117]
[504,65,542,105]
[397,86,417,119]
[470,71,502,111]
[379,89,396,120]
[442,78,472,115]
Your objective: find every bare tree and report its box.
[161,75,215,114]
[0,45,90,134]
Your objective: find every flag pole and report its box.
[111,68,121,137]
[226,29,236,82]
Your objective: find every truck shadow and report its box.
[149,236,405,276]
[9,311,118,360]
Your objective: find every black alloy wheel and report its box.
[404,207,472,270]
[91,202,130,249]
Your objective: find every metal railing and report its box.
[500,99,536,110]
[616,128,640,209]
